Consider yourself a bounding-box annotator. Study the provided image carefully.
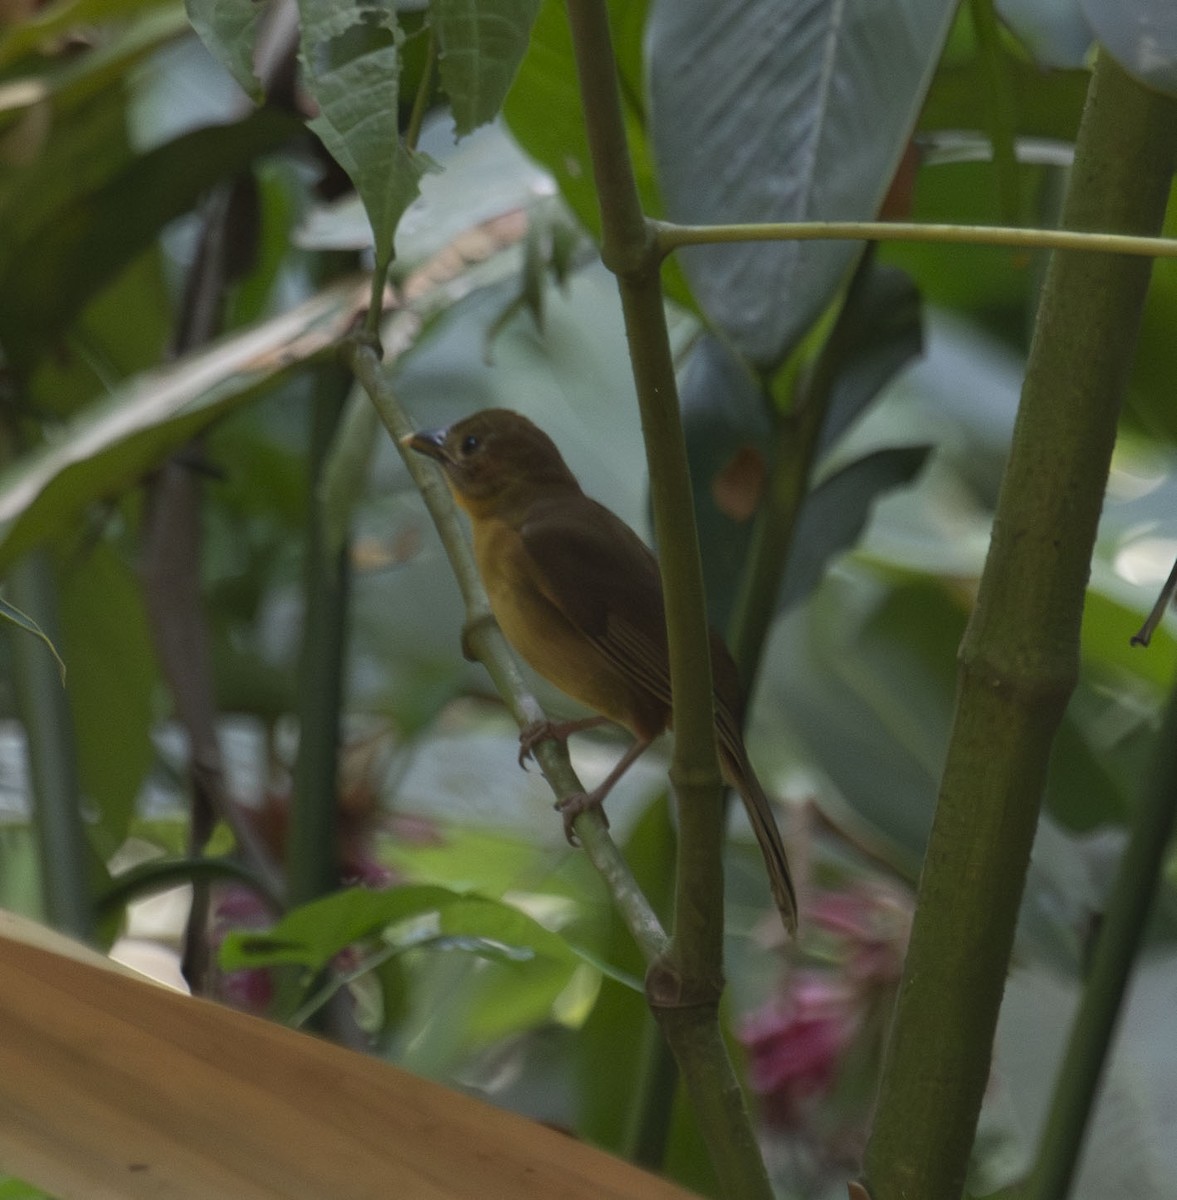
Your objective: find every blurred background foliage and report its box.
[0,1,1175,1197]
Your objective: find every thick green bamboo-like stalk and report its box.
[864,53,1177,1200]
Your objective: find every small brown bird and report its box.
[405,408,797,934]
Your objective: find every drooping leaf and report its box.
[185,0,266,101]
[779,445,932,614]
[1079,0,1177,96]
[680,333,772,631]
[0,108,301,372]
[297,0,430,266]
[815,263,924,459]
[0,279,367,574]
[429,0,542,136]
[647,0,957,369]
[995,0,1093,68]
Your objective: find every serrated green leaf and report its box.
[0,595,65,683]
[185,0,266,101]
[429,0,541,136]
[298,0,429,263]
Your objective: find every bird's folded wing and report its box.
[520,496,673,709]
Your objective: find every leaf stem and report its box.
[653,218,1177,260]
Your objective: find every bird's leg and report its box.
[518,715,609,769]
[556,734,653,845]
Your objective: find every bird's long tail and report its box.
[720,744,798,935]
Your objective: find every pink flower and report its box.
[739,882,912,1147]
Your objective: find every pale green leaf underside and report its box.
[298,0,428,262]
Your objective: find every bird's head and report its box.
[403,409,581,518]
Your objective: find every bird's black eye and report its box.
[460,434,480,456]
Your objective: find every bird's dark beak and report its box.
[401,427,450,464]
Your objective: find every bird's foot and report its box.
[555,788,609,846]
[517,716,607,770]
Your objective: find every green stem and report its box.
[7,549,92,940]
[864,52,1177,1200]
[724,239,888,690]
[405,30,436,155]
[653,218,1177,260]
[727,395,824,688]
[97,856,278,920]
[623,1017,680,1168]
[567,0,723,997]
[287,371,352,908]
[1023,677,1177,1200]
[564,4,771,1198]
[969,0,1022,226]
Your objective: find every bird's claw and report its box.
[517,718,565,770]
[555,790,608,846]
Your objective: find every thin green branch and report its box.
[864,52,1177,1200]
[96,856,279,920]
[566,0,724,995]
[342,338,668,965]
[969,0,1022,226]
[727,389,825,688]
[564,4,771,1198]
[653,218,1177,260]
[1024,675,1177,1200]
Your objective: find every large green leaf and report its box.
[646,0,957,369]
[297,0,429,266]
[0,108,301,372]
[1079,0,1177,96]
[57,542,158,852]
[429,0,542,136]
[0,279,366,574]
